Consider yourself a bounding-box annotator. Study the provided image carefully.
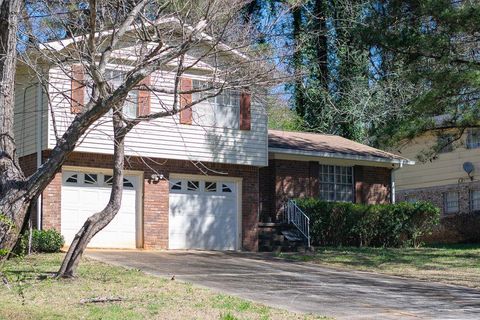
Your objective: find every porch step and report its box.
[258,223,307,253]
[281,229,304,242]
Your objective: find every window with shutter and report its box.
[191,80,240,128]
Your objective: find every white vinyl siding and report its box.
[443,191,459,214]
[45,55,267,166]
[319,165,354,202]
[13,72,49,157]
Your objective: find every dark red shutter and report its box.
[138,75,151,116]
[179,77,193,125]
[71,65,85,114]
[240,90,251,130]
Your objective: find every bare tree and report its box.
[0,0,26,257]
[0,0,281,276]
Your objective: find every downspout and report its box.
[391,162,404,204]
[36,82,43,230]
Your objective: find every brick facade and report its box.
[18,153,41,229]
[259,159,392,222]
[24,151,259,251]
[354,166,391,204]
[397,182,480,243]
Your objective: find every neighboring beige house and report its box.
[395,128,480,243]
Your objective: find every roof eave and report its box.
[268,147,415,166]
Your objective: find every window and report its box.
[187,180,199,191]
[65,173,78,184]
[170,180,182,191]
[319,165,353,202]
[466,129,480,149]
[470,190,480,212]
[205,181,217,192]
[222,183,233,193]
[437,134,454,153]
[103,175,134,188]
[444,192,459,214]
[192,80,240,128]
[84,173,98,185]
[405,195,419,203]
[106,69,138,118]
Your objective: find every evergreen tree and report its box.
[359,0,480,149]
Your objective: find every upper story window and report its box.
[319,165,354,202]
[466,128,480,149]
[437,134,454,153]
[191,80,240,129]
[443,191,459,214]
[106,70,138,118]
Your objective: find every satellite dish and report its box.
[463,162,475,174]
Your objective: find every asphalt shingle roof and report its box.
[268,130,410,163]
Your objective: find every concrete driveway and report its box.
[87,250,480,320]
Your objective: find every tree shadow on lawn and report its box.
[2,269,57,281]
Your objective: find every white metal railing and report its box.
[284,200,310,248]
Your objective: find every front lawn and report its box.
[0,254,325,320]
[278,244,480,289]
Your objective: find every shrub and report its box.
[14,229,65,255]
[295,199,440,248]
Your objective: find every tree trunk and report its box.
[314,0,328,89]
[57,111,129,278]
[292,4,305,118]
[0,0,30,258]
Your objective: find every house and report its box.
[395,128,480,243]
[14,34,411,252]
[259,130,413,223]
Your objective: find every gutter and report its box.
[36,83,43,230]
[269,147,415,166]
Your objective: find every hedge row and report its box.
[295,199,440,247]
[14,229,65,256]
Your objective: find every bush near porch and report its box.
[296,199,440,247]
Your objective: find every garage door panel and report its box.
[170,195,236,216]
[169,178,239,250]
[61,172,138,249]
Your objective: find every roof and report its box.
[268,130,414,165]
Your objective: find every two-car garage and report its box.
[59,169,241,251]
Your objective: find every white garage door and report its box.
[169,177,239,250]
[61,171,139,249]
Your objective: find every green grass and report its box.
[0,253,327,320]
[278,244,480,288]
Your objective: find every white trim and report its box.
[169,173,242,251]
[269,147,415,166]
[36,83,43,230]
[61,166,144,248]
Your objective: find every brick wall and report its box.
[18,154,39,228]
[259,160,275,222]
[397,181,480,243]
[42,172,62,231]
[259,159,319,221]
[27,151,259,251]
[354,166,392,204]
[259,160,392,221]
